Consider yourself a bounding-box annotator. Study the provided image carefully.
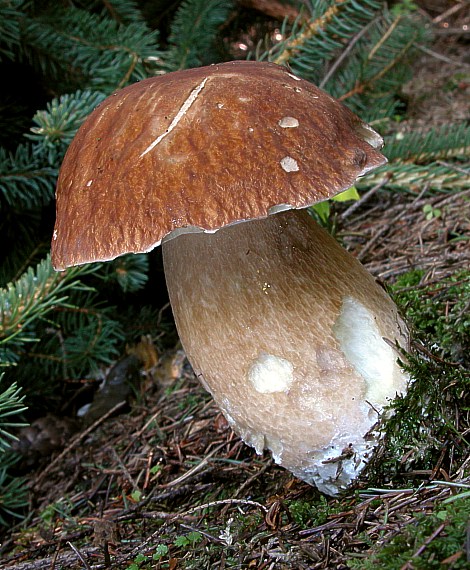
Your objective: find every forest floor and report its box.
[1,2,469,569]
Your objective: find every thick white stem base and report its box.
[163,210,408,494]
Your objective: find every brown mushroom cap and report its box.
[51,60,385,270]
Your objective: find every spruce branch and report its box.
[94,253,149,293]
[19,5,161,92]
[272,0,352,66]
[383,124,470,163]
[264,0,381,79]
[0,460,28,525]
[0,0,22,61]
[0,145,56,209]
[166,0,234,71]
[0,256,94,360]
[319,17,376,89]
[27,90,107,165]
[97,0,146,25]
[0,377,27,452]
[338,16,418,102]
[321,11,429,121]
[358,163,468,192]
[33,300,125,378]
[257,4,429,126]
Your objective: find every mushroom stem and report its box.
[162,208,408,494]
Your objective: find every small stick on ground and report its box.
[340,179,388,221]
[67,541,92,570]
[400,522,446,569]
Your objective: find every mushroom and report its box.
[51,61,409,495]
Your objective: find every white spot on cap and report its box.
[356,122,384,150]
[248,352,294,394]
[216,102,224,109]
[280,156,299,172]
[86,179,93,187]
[279,117,299,128]
[53,229,58,240]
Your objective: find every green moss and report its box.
[391,269,470,366]
[350,496,470,569]
[285,494,343,528]
[365,353,469,484]
[361,268,470,487]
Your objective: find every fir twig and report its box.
[272,0,346,66]
[0,378,27,452]
[0,256,93,362]
[338,16,418,101]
